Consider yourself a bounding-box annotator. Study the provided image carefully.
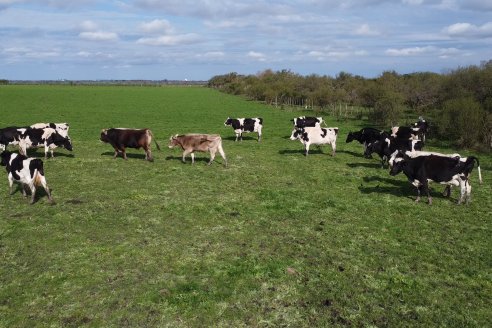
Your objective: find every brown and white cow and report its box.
[100,128,160,161]
[168,134,227,166]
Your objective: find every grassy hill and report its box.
[0,85,490,327]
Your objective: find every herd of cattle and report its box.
[0,116,483,205]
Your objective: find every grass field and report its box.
[0,85,490,327]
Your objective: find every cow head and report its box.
[168,134,180,148]
[389,158,406,176]
[100,129,109,143]
[346,132,355,143]
[52,132,73,151]
[289,128,303,140]
[0,150,12,167]
[224,117,233,126]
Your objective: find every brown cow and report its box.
[100,128,160,161]
[168,134,227,166]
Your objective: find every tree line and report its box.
[208,60,492,150]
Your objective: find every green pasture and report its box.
[0,85,490,327]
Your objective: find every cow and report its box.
[30,123,70,138]
[0,150,54,204]
[389,154,478,205]
[291,116,324,129]
[100,128,160,161]
[412,117,429,142]
[365,137,423,167]
[345,127,389,156]
[389,150,482,197]
[390,126,422,140]
[18,127,73,158]
[168,134,227,166]
[0,126,28,151]
[289,126,338,156]
[224,117,263,142]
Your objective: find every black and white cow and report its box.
[18,127,73,158]
[0,150,53,204]
[390,126,422,140]
[389,150,482,196]
[31,122,70,138]
[345,127,389,156]
[0,126,29,151]
[291,116,324,129]
[364,137,423,167]
[224,117,263,142]
[290,126,338,156]
[389,154,478,205]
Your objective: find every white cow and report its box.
[290,126,338,156]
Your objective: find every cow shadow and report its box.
[346,162,382,169]
[165,155,214,164]
[223,136,258,142]
[337,150,364,158]
[278,148,326,155]
[8,185,53,203]
[26,150,75,158]
[100,151,146,160]
[359,177,451,201]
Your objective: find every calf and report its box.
[100,128,160,161]
[291,116,324,129]
[224,117,263,142]
[390,154,478,205]
[18,127,73,158]
[0,150,53,204]
[0,126,28,151]
[168,134,227,166]
[290,126,338,156]
[365,137,423,167]
[31,123,70,138]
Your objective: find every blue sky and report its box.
[1,0,491,80]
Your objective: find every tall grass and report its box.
[0,85,490,327]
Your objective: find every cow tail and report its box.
[474,157,482,184]
[148,130,161,151]
[33,159,44,187]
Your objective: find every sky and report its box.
[0,0,491,81]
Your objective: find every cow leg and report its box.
[331,141,336,156]
[144,146,153,161]
[457,180,467,205]
[235,133,239,142]
[465,182,472,204]
[21,184,28,198]
[8,176,14,195]
[181,149,192,164]
[442,185,451,197]
[113,149,119,159]
[240,132,243,142]
[29,184,36,204]
[421,181,432,205]
[304,144,310,156]
[208,149,216,165]
[217,143,227,167]
[190,152,195,165]
[39,176,54,204]
[121,147,128,160]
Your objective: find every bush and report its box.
[437,97,486,148]
[368,95,402,127]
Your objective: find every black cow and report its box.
[291,116,324,129]
[390,154,479,205]
[18,127,73,158]
[412,117,429,142]
[100,128,161,161]
[365,137,423,167]
[0,150,54,204]
[0,126,29,151]
[224,117,263,142]
[345,127,388,156]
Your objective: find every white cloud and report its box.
[443,22,492,38]
[247,51,266,61]
[136,33,200,46]
[79,31,119,41]
[386,46,435,56]
[354,24,380,36]
[79,20,98,31]
[138,19,174,34]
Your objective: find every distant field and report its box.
[0,85,490,327]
